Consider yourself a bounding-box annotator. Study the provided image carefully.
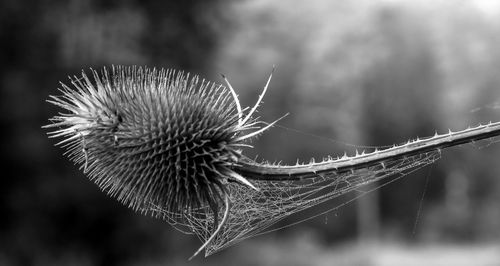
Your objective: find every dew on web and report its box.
[149,148,441,256]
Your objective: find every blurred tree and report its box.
[214,0,500,246]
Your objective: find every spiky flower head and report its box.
[44,65,272,218]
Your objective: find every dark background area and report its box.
[1,0,500,265]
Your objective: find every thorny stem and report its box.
[235,121,500,181]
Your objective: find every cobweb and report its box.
[150,148,441,256]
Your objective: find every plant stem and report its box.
[235,121,500,181]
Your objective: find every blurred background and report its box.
[2,0,500,265]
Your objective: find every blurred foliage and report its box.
[1,0,227,265]
[1,0,500,265]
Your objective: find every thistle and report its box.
[44,65,279,257]
[45,65,500,258]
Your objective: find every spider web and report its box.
[150,148,441,257]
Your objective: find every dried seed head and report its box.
[44,65,271,217]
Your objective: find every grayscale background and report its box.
[2,0,500,265]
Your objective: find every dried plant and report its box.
[44,65,500,258]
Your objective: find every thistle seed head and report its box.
[44,65,267,217]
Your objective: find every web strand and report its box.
[150,121,500,257]
[152,149,441,256]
